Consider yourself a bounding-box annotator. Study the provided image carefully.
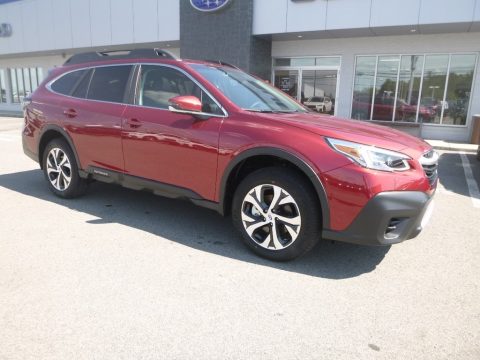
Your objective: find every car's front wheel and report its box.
[232,167,322,261]
[42,138,87,198]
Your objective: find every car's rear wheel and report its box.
[232,167,322,261]
[42,138,87,198]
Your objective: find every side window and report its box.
[138,65,223,115]
[71,69,93,99]
[87,65,133,103]
[50,69,87,95]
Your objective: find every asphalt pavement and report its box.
[1,117,479,360]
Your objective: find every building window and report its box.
[274,57,340,67]
[351,56,376,121]
[9,67,44,103]
[351,53,477,126]
[0,69,7,103]
[442,54,477,125]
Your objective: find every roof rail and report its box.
[204,60,240,69]
[64,48,178,65]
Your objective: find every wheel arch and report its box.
[219,147,330,229]
[38,125,82,173]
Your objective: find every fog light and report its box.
[385,218,405,240]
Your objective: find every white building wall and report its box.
[71,0,92,48]
[272,32,480,142]
[0,0,180,56]
[253,0,480,35]
[326,0,371,32]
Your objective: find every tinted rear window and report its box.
[71,69,93,98]
[87,65,133,103]
[51,69,87,95]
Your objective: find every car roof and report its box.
[57,58,237,76]
[57,48,239,73]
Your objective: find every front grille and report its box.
[420,150,439,186]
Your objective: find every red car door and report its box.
[60,65,133,172]
[121,64,225,200]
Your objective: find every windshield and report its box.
[190,64,308,113]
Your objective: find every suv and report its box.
[22,49,438,261]
[303,96,333,113]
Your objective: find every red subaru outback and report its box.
[22,49,438,261]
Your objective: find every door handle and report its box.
[126,118,141,129]
[63,109,77,118]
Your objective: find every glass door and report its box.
[274,70,299,100]
[301,70,337,115]
[273,59,340,116]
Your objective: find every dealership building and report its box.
[0,0,479,142]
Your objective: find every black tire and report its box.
[42,138,87,198]
[232,167,322,261]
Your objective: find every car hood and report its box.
[260,112,431,155]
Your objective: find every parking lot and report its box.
[0,117,479,359]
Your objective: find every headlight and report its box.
[326,138,411,172]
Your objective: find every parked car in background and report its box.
[22,49,438,261]
[303,96,333,113]
[396,99,437,122]
[352,97,436,122]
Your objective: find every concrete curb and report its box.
[425,140,478,154]
[0,112,23,118]
[430,146,477,153]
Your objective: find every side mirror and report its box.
[168,95,202,114]
[168,95,226,119]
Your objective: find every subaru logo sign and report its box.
[0,23,12,38]
[190,0,232,12]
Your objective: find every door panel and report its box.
[122,107,221,199]
[60,65,133,171]
[62,96,126,171]
[121,65,223,200]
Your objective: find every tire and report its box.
[232,167,322,261]
[42,138,87,198]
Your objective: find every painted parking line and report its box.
[460,152,480,209]
[0,133,21,142]
[0,134,21,142]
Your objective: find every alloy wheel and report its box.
[241,184,302,250]
[46,148,72,191]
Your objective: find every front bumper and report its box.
[322,191,434,246]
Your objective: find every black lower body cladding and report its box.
[323,191,434,246]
